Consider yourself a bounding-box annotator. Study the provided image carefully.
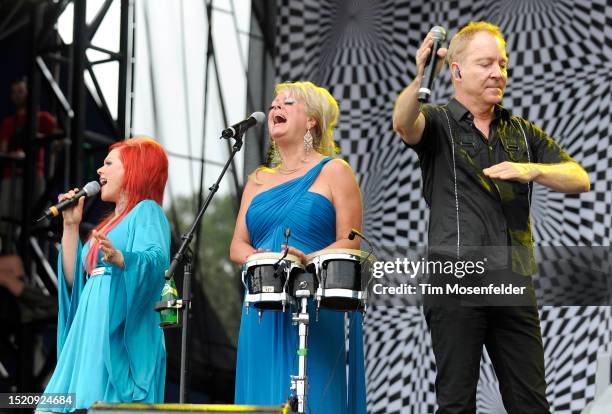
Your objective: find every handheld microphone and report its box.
[221,112,265,139]
[418,26,447,103]
[37,181,101,222]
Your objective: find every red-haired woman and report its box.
[37,137,170,413]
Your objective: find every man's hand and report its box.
[483,161,539,183]
[416,32,448,80]
[392,32,447,146]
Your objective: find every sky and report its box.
[58,0,253,204]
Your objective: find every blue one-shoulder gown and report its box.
[41,200,170,412]
[235,158,366,414]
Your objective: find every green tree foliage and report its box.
[168,194,242,345]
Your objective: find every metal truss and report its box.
[0,0,135,394]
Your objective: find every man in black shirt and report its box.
[392,22,590,413]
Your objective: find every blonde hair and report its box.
[447,21,507,66]
[262,81,340,168]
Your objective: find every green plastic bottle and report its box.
[159,276,179,328]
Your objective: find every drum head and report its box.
[246,252,302,264]
[306,248,375,263]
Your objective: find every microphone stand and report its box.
[273,228,291,272]
[165,133,246,404]
[349,228,375,264]
[349,228,376,313]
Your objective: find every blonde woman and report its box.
[230,81,366,413]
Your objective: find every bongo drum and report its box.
[242,252,304,312]
[306,248,375,311]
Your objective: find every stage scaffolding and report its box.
[0,0,279,402]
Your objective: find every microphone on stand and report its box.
[274,228,292,273]
[283,227,291,246]
[37,181,101,222]
[349,229,377,313]
[348,228,375,264]
[348,228,374,247]
[221,112,266,139]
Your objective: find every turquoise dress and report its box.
[235,158,367,414]
[41,200,170,412]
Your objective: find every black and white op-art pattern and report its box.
[274,1,612,412]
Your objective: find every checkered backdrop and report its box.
[274,0,612,412]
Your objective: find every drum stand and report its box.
[289,279,313,414]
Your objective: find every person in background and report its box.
[0,78,57,251]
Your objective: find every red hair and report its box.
[85,137,168,273]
